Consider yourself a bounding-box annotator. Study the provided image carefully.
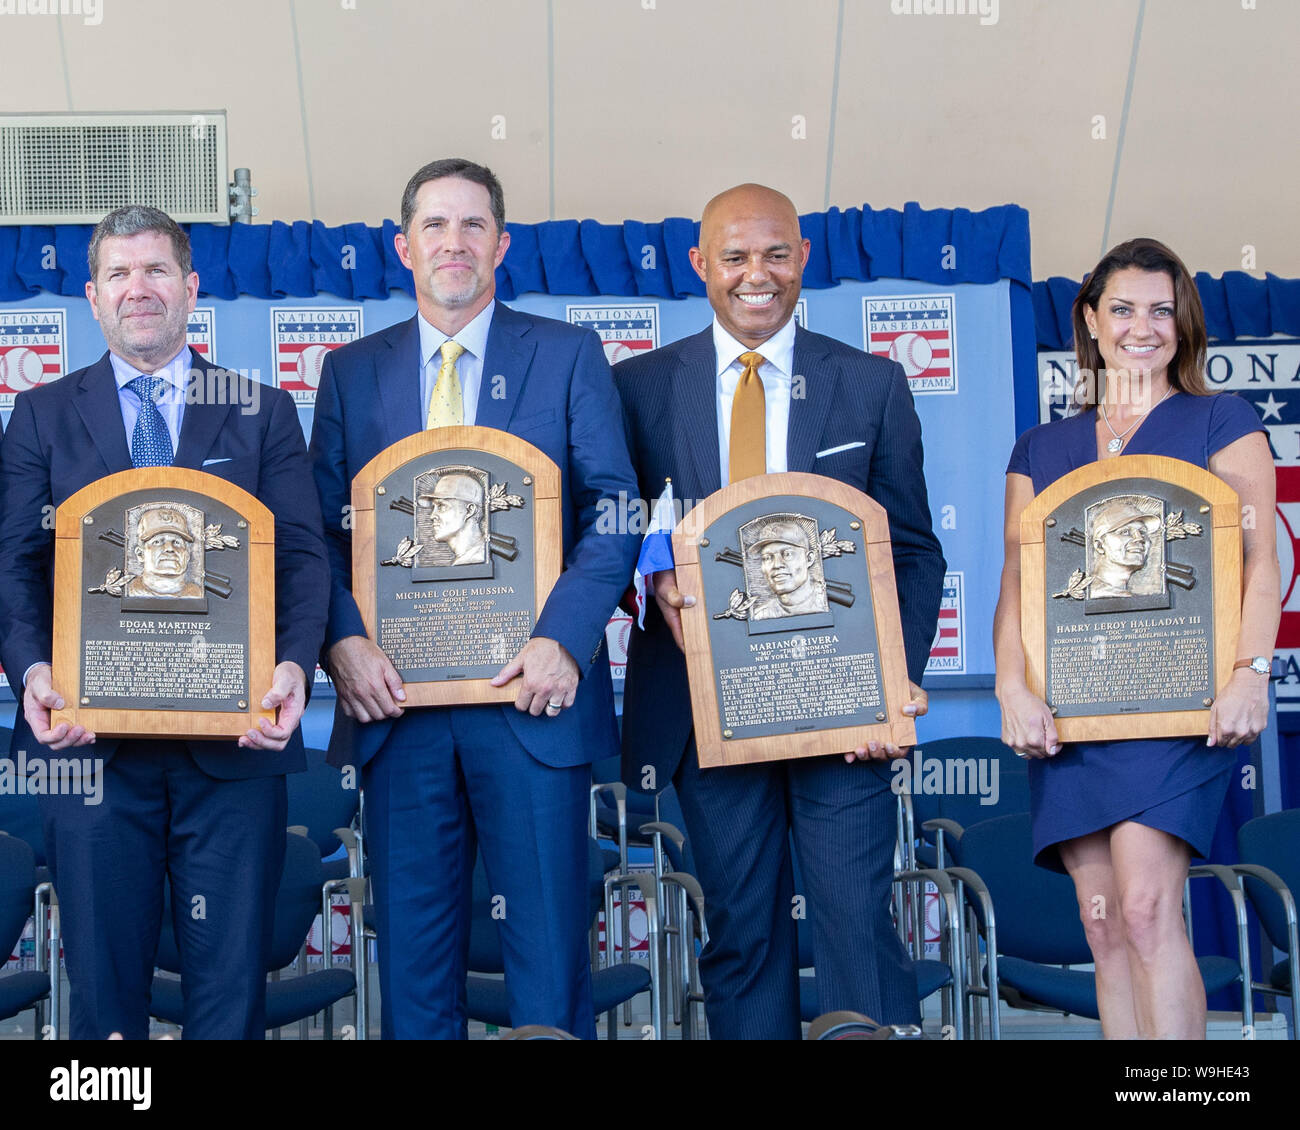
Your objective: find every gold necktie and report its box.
[426,340,466,429]
[729,351,767,483]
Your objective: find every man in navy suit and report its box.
[309,159,639,1039]
[0,205,329,1039]
[615,184,946,1038]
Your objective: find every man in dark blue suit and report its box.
[309,159,639,1039]
[0,206,329,1039]
[615,184,946,1038]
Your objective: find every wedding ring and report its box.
[546,700,563,715]
[1014,751,1029,758]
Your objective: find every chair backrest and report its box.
[1237,809,1300,955]
[155,831,325,975]
[284,748,359,859]
[957,813,1092,965]
[0,833,36,958]
[903,737,1030,859]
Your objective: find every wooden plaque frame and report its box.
[1020,454,1241,742]
[52,468,276,739]
[351,426,562,707]
[675,472,915,768]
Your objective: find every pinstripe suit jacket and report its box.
[614,324,946,786]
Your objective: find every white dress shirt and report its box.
[418,301,494,427]
[714,315,796,485]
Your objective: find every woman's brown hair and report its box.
[1071,237,1209,407]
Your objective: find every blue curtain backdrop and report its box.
[0,202,1042,435]
[1034,273,1300,348]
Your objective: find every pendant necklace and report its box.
[1099,385,1175,453]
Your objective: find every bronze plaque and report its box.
[675,472,915,768]
[1020,454,1242,742]
[51,469,276,739]
[351,427,561,707]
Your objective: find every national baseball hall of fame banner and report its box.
[0,279,1018,708]
[1039,338,1300,714]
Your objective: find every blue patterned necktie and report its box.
[128,374,174,467]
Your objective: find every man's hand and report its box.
[23,663,95,749]
[491,637,580,717]
[241,661,308,750]
[327,636,406,723]
[652,569,696,653]
[845,681,928,763]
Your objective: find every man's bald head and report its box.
[700,184,800,245]
[690,183,810,350]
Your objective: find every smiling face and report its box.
[690,184,810,349]
[1084,268,1178,387]
[394,177,510,334]
[85,232,198,372]
[1097,521,1152,568]
[760,540,813,596]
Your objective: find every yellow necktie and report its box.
[426,340,466,429]
[729,351,767,483]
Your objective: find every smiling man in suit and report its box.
[309,159,639,1039]
[615,183,946,1038]
[0,205,329,1039]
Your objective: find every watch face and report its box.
[1252,657,1271,675]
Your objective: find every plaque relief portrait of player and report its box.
[1084,496,1164,598]
[414,466,489,567]
[124,503,206,602]
[742,514,829,620]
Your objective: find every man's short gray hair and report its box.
[87,205,192,281]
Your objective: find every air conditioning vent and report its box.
[0,111,229,225]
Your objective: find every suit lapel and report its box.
[376,317,423,447]
[786,327,836,473]
[174,351,234,469]
[475,304,534,431]
[73,354,132,474]
[672,329,721,499]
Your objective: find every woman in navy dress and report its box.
[994,238,1278,1039]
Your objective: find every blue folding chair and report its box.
[956,813,1245,1028]
[0,833,57,1037]
[1235,810,1299,1036]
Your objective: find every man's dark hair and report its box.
[399,159,506,237]
[87,205,192,280]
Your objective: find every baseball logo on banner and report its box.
[926,571,966,675]
[187,308,215,360]
[565,304,658,366]
[272,308,363,405]
[0,309,66,408]
[864,295,957,394]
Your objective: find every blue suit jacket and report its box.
[614,325,947,786]
[0,350,330,779]
[308,304,640,771]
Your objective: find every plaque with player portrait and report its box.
[51,468,276,739]
[1019,454,1242,742]
[674,472,915,768]
[351,426,562,706]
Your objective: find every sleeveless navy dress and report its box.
[1006,392,1264,872]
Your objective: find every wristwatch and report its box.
[1233,656,1271,676]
